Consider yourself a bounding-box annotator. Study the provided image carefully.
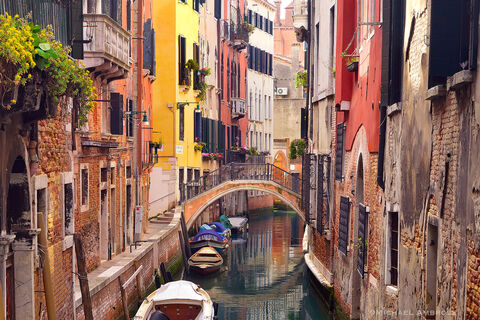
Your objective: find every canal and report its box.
[186,207,332,320]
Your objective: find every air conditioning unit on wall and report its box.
[275,87,288,96]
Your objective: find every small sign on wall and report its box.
[176,145,183,155]
[135,206,143,237]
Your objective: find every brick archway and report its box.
[183,180,304,229]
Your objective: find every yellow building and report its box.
[150,0,202,214]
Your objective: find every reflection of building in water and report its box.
[245,284,304,320]
[272,213,291,270]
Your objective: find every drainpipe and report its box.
[377,105,386,189]
[37,212,57,320]
[135,0,144,240]
[304,0,311,143]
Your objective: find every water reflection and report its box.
[186,208,332,320]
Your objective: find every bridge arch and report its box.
[183,180,304,229]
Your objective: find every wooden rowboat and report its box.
[188,247,223,275]
[133,280,215,320]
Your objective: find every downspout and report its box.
[304,0,311,143]
[38,212,57,320]
[136,0,144,209]
[377,104,386,189]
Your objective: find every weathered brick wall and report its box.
[247,194,274,211]
[76,225,182,320]
[35,104,75,319]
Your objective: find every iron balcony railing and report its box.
[181,163,302,203]
[234,23,249,49]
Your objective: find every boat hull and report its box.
[190,265,221,275]
[190,239,227,254]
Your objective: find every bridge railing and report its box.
[181,163,302,203]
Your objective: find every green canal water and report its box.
[186,208,332,320]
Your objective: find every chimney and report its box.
[274,1,282,26]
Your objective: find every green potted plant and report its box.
[295,70,307,88]
[289,138,307,160]
[0,13,96,122]
[185,59,199,71]
[345,56,359,72]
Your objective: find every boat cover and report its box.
[229,217,248,229]
[152,280,204,304]
[199,224,213,231]
[209,222,228,233]
[219,215,232,229]
[193,230,224,242]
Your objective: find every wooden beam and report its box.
[133,261,142,300]
[73,233,94,320]
[118,277,129,320]
[122,265,144,289]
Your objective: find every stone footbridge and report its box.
[179,163,304,228]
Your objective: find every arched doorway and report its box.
[6,155,32,319]
[351,154,364,318]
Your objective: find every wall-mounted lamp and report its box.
[124,110,149,126]
[176,102,200,109]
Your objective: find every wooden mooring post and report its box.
[178,231,189,275]
[73,233,94,320]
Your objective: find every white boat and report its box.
[133,280,216,320]
[229,217,248,234]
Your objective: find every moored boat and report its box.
[188,247,223,275]
[209,222,231,238]
[229,217,248,234]
[190,230,228,254]
[133,280,216,320]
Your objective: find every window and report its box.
[335,123,345,181]
[193,43,200,90]
[428,0,477,88]
[357,204,368,278]
[103,0,122,24]
[143,19,156,76]
[178,35,187,85]
[187,168,193,182]
[110,167,115,184]
[386,211,399,286]
[81,168,88,206]
[126,99,133,137]
[179,106,184,141]
[64,182,73,235]
[110,93,124,135]
[214,0,221,19]
[193,0,200,12]
[259,133,263,151]
[126,165,132,178]
[126,0,131,31]
[338,196,350,255]
[101,168,108,182]
[381,0,404,105]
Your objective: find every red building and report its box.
[331,0,383,317]
[217,0,249,158]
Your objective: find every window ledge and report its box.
[63,235,74,251]
[387,102,401,117]
[450,70,474,91]
[425,85,446,101]
[386,285,399,297]
[178,85,190,93]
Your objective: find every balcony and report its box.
[234,23,250,50]
[231,97,246,119]
[83,14,131,80]
[220,20,230,41]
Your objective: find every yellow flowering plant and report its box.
[0,13,96,124]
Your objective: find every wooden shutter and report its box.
[69,0,84,59]
[317,156,324,233]
[248,10,252,24]
[179,107,184,141]
[335,123,345,181]
[126,99,133,137]
[151,28,156,77]
[357,204,368,278]
[338,196,350,255]
[194,111,202,141]
[202,117,208,145]
[110,93,123,135]
[301,108,306,139]
[143,19,153,73]
[178,36,186,85]
[214,0,221,19]
[126,0,131,31]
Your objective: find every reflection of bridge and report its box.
[179,163,304,228]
